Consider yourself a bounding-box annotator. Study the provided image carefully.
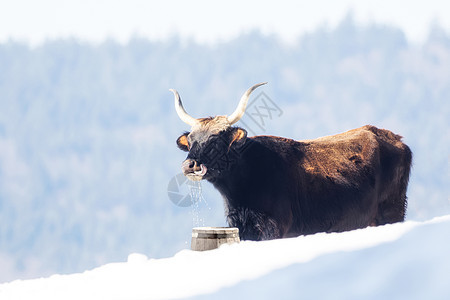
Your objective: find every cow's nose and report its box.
[182,159,199,175]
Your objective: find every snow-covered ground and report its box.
[1,216,449,300]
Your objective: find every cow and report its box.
[170,83,412,241]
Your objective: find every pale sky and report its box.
[0,0,449,45]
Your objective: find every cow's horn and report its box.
[227,82,267,125]
[170,89,199,127]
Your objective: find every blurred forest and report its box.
[0,16,449,282]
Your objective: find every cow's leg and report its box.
[375,139,411,225]
[375,170,409,225]
[375,193,407,225]
[226,207,281,241]
[376,157,411,225]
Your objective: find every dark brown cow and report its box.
[171,83,412,240]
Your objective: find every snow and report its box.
[1,216,449,300]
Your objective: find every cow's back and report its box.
[299,126,382,186]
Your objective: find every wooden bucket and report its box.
[191,227,240,251]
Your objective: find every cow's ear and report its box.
[177,132,190,152]
[229,128,247,147]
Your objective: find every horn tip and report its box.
[253,82,268,89]
[169,89,179,97]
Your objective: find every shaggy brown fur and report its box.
[178,124,412,240]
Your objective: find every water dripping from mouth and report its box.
[188,180,209,227]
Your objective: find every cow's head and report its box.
[171,83,266,181]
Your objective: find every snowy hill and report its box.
[1,216,449,300]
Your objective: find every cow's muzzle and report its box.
[181,159,207,181]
